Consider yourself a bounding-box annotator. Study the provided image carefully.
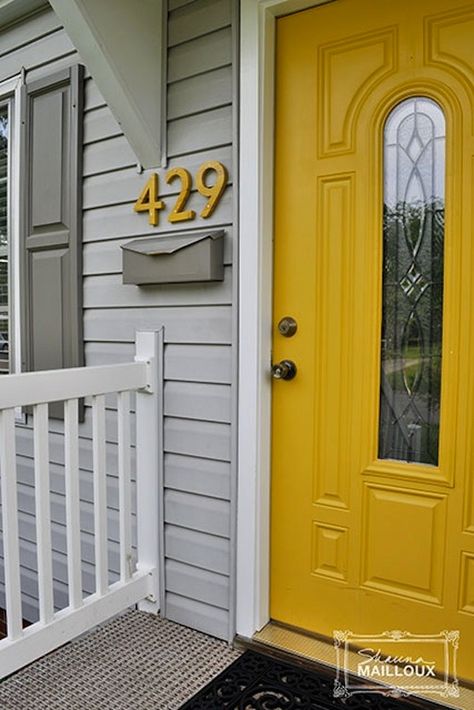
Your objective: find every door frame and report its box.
[236,0,336,639]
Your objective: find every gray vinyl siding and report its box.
[160,0,236,638]
[0,0,237,641]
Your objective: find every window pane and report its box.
[378,98,445,465]
[0,105,8,373]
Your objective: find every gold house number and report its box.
[134,160,228,227]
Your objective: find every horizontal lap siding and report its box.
[162,0,235,640]
[0,13,79,86]
[85,306,233,344]
[168,27,232,83]
[85,342,233,383]
[167,66,232,119]
[1,0,237,642]
[168,0,231,46]
[83,269,233,308]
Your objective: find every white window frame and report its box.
[236,0,336,639]
[0,74,23,383]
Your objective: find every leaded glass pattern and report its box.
[0,106,8,374]
[378,97,445,465]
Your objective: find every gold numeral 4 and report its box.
[134,173,165,226]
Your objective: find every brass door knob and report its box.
[271,360,297,380]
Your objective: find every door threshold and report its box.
[238,621,473,710]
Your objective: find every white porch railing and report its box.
[0,330,163,679]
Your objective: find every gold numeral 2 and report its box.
[166,167,195,223]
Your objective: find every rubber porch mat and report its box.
[179,650,445,710]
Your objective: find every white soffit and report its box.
[49,0,164,168]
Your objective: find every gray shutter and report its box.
[21,65,84,419]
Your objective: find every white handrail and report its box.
[0,361,149,409]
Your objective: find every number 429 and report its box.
[134,160,228,227]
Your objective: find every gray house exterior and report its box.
[0,0,238,642]
[1,0,473,691]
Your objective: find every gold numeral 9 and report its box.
[195,161,228,218]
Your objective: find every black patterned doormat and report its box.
[179,650,443,710]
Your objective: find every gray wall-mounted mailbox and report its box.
[121,230,225,285]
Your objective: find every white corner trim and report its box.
[0,74,22,379]
[0,74,24,418]
[236,0,337,640]
[11,76,22,382]
[236,0,275,640]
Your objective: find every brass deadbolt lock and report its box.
[278,316,297,337]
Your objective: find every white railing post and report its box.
[135,330,163,613]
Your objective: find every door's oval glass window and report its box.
[378,97,445,466]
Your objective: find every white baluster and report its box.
[0,407,22,639]
[64,398,83,609]
[92,394,108,595]
[117,390,132,582]
[33,403,54,623]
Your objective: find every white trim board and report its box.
[0,74,23,384]
[236,0,336,639]
[0,74,25,423]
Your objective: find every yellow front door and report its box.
[271,0,474,680]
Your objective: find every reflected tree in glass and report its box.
[378,98,445,465]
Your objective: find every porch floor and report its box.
[0,610,241,709]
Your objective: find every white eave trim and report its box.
[49,0,165,169]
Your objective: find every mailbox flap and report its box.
[121,229,225,256]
